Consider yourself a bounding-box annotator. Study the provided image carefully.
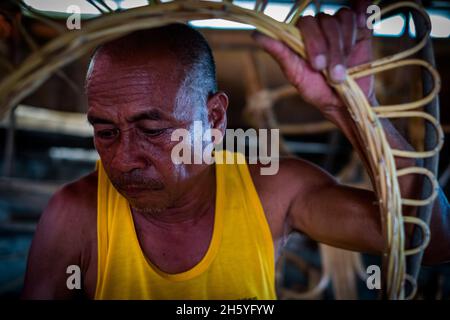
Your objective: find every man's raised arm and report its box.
[253,0,450,264]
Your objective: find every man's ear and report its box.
[206,91,228,135]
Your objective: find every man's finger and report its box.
[317,13,346,83]
[349,0,373,28]
[348,0,374,44]
[296,15,328,71]
[336,8,357,57]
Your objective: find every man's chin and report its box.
[127,197,171,215]
[116,184,164,201]
[114,185,172,215]
[130,205,166,215]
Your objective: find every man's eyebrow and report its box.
[87,115,115,125]
[126,110,168,122]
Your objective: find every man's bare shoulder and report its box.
[58,170,98,200]
[249,157,336,197]
[38,170,98,244]
[51,170,97,212]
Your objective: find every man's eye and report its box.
[142,128,166,137]
[96,129,119,139]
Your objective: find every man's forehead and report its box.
[86,39,198,122]
[87,106,175,124]
[87,67,178,105]
[86,62,196,123]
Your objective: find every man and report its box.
[23,2,450,299]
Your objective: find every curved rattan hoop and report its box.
[0,0,442,299]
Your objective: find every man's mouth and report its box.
[121,185,147,196]
[119,182,164,197]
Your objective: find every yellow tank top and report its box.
[94,151,276,299]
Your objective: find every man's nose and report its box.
[110,128,145,173]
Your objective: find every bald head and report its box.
[86,23,217,115]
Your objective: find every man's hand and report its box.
[253,0,375,118]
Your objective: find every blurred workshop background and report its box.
[0,0,449,299]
